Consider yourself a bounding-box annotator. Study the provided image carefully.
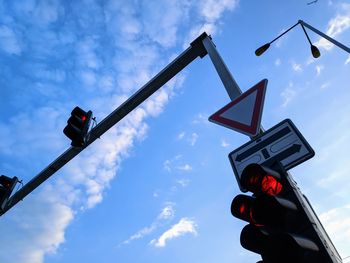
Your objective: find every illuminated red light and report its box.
[240,203,247,215]
[261,175,282,196]
[81,116,87,122]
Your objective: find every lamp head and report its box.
[255,43,270,56]
[311,45,321,58]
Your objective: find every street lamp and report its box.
[256,20,350,58]
[255,20,321,58]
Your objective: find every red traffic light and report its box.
[63,106,92,147]
[71,106,89,123]
[230,162,334,262]
[0,175,18,210]
[241,163,283,196]
[231,194,297,227]
[0,175,17,190]
[231,194,257,225]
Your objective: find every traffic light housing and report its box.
[0,175,18,211]
[231,162,335,263]
[63,106,92,147]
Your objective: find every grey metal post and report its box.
[202,36,243,100]
[202,36,265,136]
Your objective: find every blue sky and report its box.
[0,0,350,262]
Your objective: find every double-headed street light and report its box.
[255,20,320,58]
[256,19,350,58]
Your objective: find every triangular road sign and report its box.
[209,79,267,136]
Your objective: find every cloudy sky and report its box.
[0,0,350,262]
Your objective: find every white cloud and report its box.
[177,131,186,140]
[315,6,350,51]
[0,193,74,263]
[316,65,324,76]
[122,225,156,245]
[345,55,350,65]
[10,0,62,26]
[281,83,297,107]
[0,25,22,55]
[80,70,97,87]
[163,155,192,172]
[77,38,102,70]
[221,139,230,148]
[163,160,172,172]
[158,205,175,220]
[177,164,193,171]
[192,113,209,124]
[142,0,190,48]
[144,89,169,117]
[177,179,190,187]
[150,218,197,247]
[34,0,61,25]
[275,58,281,66]
[98,75,115,93]
[70,111,150,210]
[34,67,66,83]
[292,62,302,72]
[198,0,238,22]
[121,204,175,245]
[177,131,199,146]
[183,0,238,47]
[320,82,331,90]
[189,133,199,146]
[320,205,350,258]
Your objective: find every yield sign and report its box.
[209,79,267,136]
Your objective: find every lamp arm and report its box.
[268,21,300,45]
[299,20,350,54]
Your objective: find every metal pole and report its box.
[202,36,242,100]
[299,20,350,54]
[1,33,209,216]
[202,36,265,136]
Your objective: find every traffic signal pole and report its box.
[201,36,242,100]
[284,171,342,262]
[0,32,243,216]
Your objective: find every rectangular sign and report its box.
[228,119,315,192]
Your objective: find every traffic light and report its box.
[63,106,92,147]
[0,175,18,211]
[230,162,333,263]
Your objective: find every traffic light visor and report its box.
[71,106,88,119]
